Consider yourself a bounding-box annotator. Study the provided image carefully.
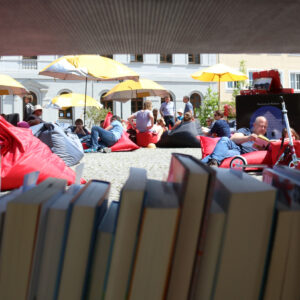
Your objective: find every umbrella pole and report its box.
[218,77,221,109]
[84,77,87,126]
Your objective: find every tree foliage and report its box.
[232,60,247,101]
[86,107,111,128]
[196,87,219,126]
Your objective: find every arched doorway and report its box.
[58,91,73,120]
[190,92,202,116]
[29,91,38,105]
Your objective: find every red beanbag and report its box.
[136,131,158,147]
[199,136,220,158]
[268,140,300,165]
[199,135,271,169]
[103,112,139,152]
[219,150,271,169]
[0,117,76,190]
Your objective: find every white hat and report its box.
[177,108,183,114]
[34,104,43,111]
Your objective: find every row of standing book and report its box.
[0,153,299,300]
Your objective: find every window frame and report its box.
[188,54,201,64]
[160,54,173,64]
[130,54,143,63]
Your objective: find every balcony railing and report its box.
[21,59,38,70]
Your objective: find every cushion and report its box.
[0,117,76,190]
[200,135,271,169]
[156,121,200,148]
[268,140,300,165]
[199,136,220,158]
[219,150,271,169]
[103,112,139,152]
[136,131,158,147]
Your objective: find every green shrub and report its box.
[196,87,219,126]
[86,106,111,128]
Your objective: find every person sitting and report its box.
[282,127,300,140]
[27,105,45,126]
[71,118,90,139]
[127,100,154,132]
[176,108,184,121]
[84,115,124,153]
[202,116,268,167]
[202,117,214,135]
[208,110,231,138]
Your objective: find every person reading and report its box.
[202,116,268,167]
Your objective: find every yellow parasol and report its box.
[103,78,169,102]
[191,63,248,107]
[39,55,139,124]
[0,74,28,95]
[50,93,102,110]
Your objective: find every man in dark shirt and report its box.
[209,110,231,138]
[202,116,268,166]
[183,96,193,116]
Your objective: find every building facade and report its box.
[0,54,217,126]
[219,53,300,102]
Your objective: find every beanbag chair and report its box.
[136,131,158,147]
[31,123,84,167]
[199,136,220,158]
[0,116,76,190]
[219,150,271,169]
[199,136,271,169]
[268,140,300,166]
[156,121,201,148]
[103,112,139,152]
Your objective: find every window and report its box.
[130,54,143,62]
[102,54,113,59]
[59,92,73,119]
[248,71,257,87]
[131,98,143,113]
[160,54,172,63]
[22,56,38,69]
[188,54,201,64]
[100,94,113,111]
[227,81,238,89]
[290,73,300,90]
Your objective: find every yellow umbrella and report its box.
[0,74,28,95]
[39,55,139,124]
[191,63,248,107]
[103,78,169,102]
[51,93,102,109]
[39,55,139,81]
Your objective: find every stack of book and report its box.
[0,154,299,300]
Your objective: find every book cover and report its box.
[262,168,300,300]
[253,134,270,150]
[128,179,180,300]
[35,184,82,300]
[104,168,147,300]
[209,169,276,300]
[166,153,215,300]
[0,178,67,300]
[87,201,119,300]
[56,180,110,300]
